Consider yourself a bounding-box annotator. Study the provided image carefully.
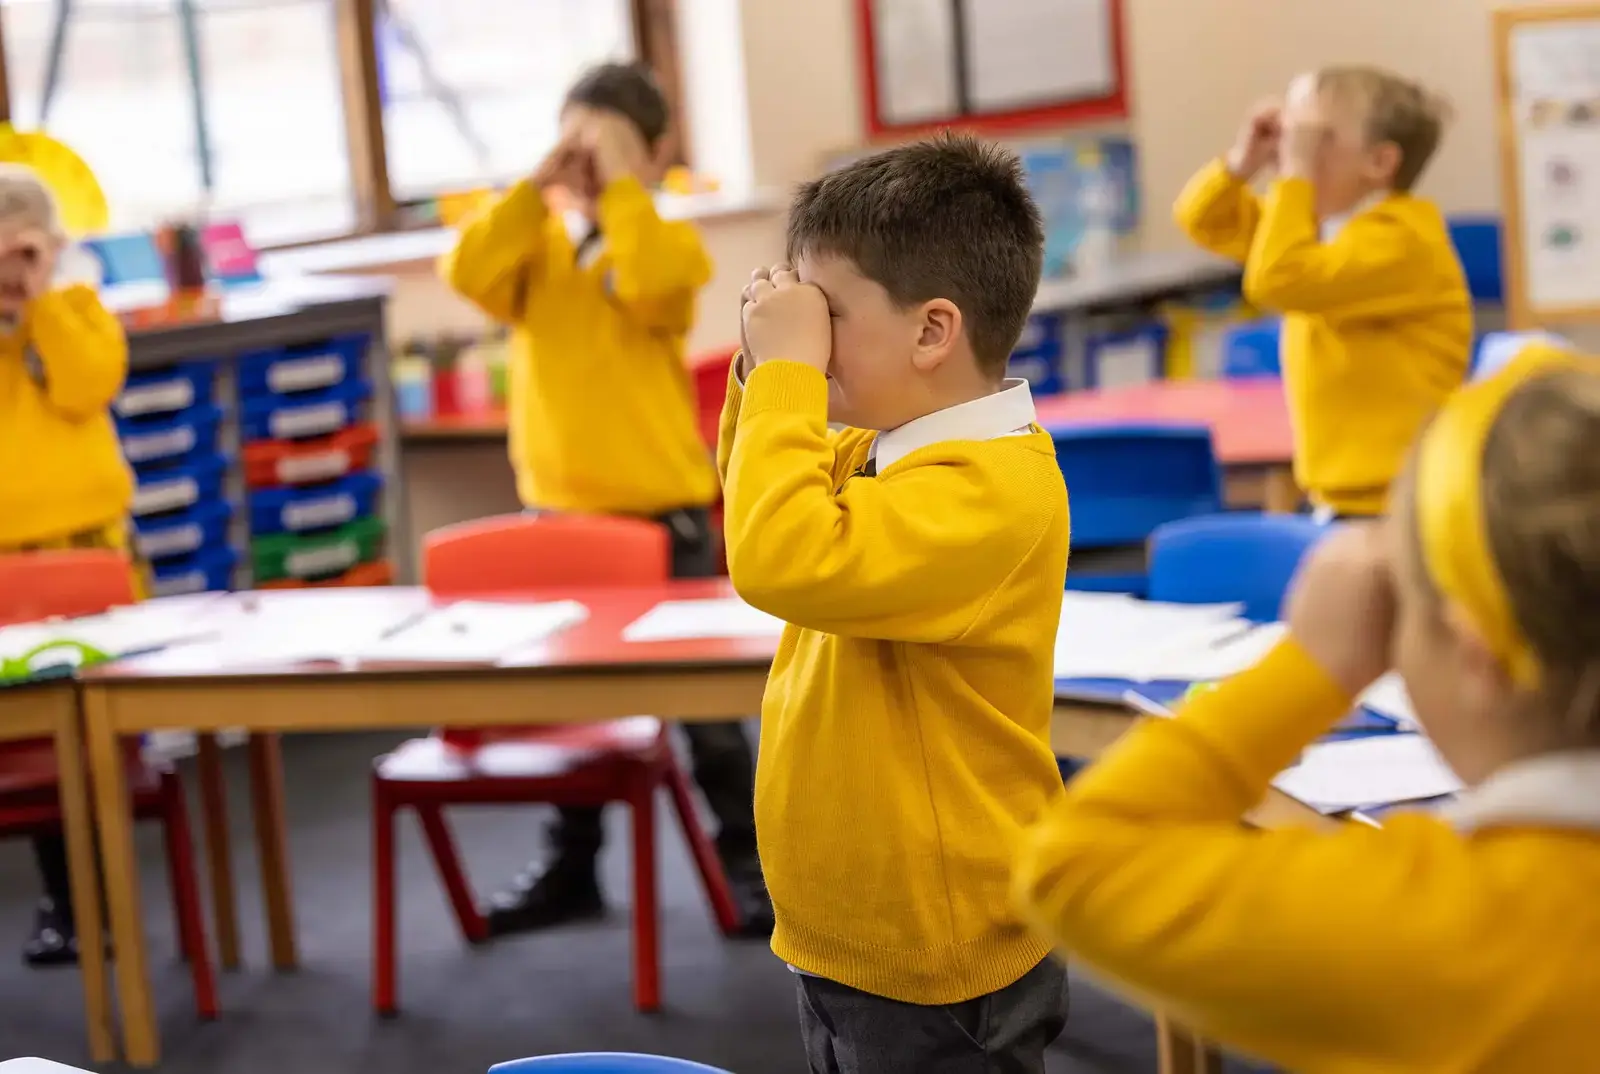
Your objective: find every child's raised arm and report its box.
[1173,101,1280,261]
[29,283,127,420]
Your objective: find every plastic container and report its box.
[251,516,386,584]
[1008,312,1066,395]
[115,361,215,419]
[241,423,379,488]
[239,379,370,442]
[118,403,223,468]
[130,453,227,518]
[133,499,232,562]
[247,471,382,536]
[237,334,368,397]
[257,559,394,590]
[1085,321,1169,389]
[149,544,237,598]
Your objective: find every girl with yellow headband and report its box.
[1011,345,1600,1072]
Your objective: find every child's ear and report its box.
[1370,141,1403,186]
[910,298,961,372]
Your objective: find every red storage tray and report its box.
[242,423,379,488]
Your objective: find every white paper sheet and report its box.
[1053,593,1247,680]
[351,600,588,663]
[1138,622,1288,683]
[871,0,961,125]
[0,594,223,665]
[1358,672,1417,728]
[1273,733,1461,814]
[964,0,1116,111]
[622,598,785,642]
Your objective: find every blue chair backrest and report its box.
[491,1056,734,1074]
[1147,513,1330,622]
[1220,318,1282,379]
[1448,216,1503,303]
[1049,423,1225,548]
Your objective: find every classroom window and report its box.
[1,0,357,247]
[376,0,636,203]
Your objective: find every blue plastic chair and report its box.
[1447,216,1503,303]
[1147,513,1331,622]
[1050,423,1226,595]
[491,1056,734,1074]
[1220,317,1282,379]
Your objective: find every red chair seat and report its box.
[395,719,663,781]
[0,739,162,798]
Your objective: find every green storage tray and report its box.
[252,515,386,583]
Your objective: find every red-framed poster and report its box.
[855,0,1130,139]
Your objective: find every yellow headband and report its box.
[1415,343,1585,689]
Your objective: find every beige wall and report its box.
[393,0,1532,568]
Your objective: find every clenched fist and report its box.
[741,265,831,374]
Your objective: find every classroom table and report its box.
[77,582,1319,1069]
[1034,377,1299,511]
[0,680,114,1063]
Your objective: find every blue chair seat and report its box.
[1147,513,1331,622]
[492,1056,734,1074]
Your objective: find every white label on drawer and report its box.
[286,540,358,578]
[123,425,196,463]
[271,402,347,439]
[268,354,343,393]
[152,569,206,597]
[132,477,199,517]
[118,380,194,417]
[283,493,356,531]
[277,448,350,484]
[138,522,203,559]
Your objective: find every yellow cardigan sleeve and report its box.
[1013,640,1502,1071]
[438,180,550,325]
[716,356,745,490]
[596,176,712,336]
[29,285,128,420]
[1243,179,1430,318]
[724,360,1054,640]
[1173,159,1261,263]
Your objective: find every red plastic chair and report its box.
[0,549,217,1020]
[371,513,740,1015]
[689,347,736,575]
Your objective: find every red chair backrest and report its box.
[690,347,737,450]
[423,513,671,597]
[0,549,138,625]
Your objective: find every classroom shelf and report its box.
[400,408,509,441]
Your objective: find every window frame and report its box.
[0,0,686,249]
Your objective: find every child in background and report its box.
[1014,348,1600,1073]
[723,134,1071,1073]
[0,163,137,966]
[1176,66,1472,518]
[440,63,769,936]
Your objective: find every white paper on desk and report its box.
[174,589,436,666]
[1053,592,1247,680]
[352,600,588,663]
[622,598,785,642]
[0,594,223,663]
[1359,672,1418,729]
[1273,733,1461,814]
[1143,622,1288,683]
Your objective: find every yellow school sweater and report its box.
[441,176,718,516]
[1014,639,1600,1073]
[719,359,1071,1004]
[0,284,133,546]
[1174,160,1471,514]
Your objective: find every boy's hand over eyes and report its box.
[742,266,831,374]
[1226,99,1282,180]
[532,134,588,191]
[587,115,651,187]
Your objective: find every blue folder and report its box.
[1055,676,1399,739]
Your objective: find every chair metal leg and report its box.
[663,758,739,935]
[371,775,399,1017]
[415,803,486,944]
[195,733,240,970]
[630,777,661,1013]
[159,773,217,1020]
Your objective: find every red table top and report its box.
[82,581,778,684]
[1034,379,1292,467]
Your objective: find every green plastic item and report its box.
[1182,681,1222,705]
[251,516,386,583]
[0,638,113,684]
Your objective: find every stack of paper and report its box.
[350,600,589,663]
[1053,592,1249,680]
[622,597,785,642]
[1273,733,1460,813]
[0,595,224,673]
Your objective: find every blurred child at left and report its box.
[0,162,137,966]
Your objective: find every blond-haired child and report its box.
[1015,345,1600,1072]
[1177,65,1472,518]
[0,162,137,966]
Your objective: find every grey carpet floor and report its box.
[0,732,1270,1073]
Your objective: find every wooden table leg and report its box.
[249,734,298,970]
[1157,1015,1225,1074]
[53,700,116,1064]
[1263,466,1302,514]
[82,686,159,1068]
[195,733,240,969]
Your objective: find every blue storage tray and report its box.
[116,361,216,419]
[237,334,368,398]
[118,403,222,468]
[247,470,382,536]
[133,499,232,562]
[240,379,370,442]
[130,453,227,519]
[1221,318,1283,379]
[149,544,238,598]
[1448,216,1502,303]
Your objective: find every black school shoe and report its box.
[23,897,78,968]
[484,858,606,937]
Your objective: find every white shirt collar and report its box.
[1319,192,1388,243]
[870,378,1037,471]
[1445,751,1600,834]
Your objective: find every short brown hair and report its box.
[785,132,1044,379]
[1473,368,1600,737]
[564,63,669,148]
[1316,66,1451,191]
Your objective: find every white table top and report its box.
[0,1060,96,1074]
